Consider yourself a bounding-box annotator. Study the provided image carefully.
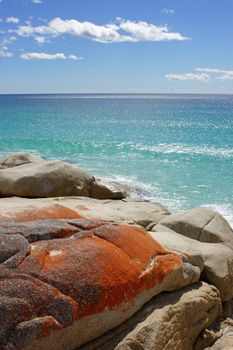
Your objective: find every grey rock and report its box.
[0,159,126,200]
[150,230,233,301]
[153,207,233,248]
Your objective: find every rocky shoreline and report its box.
[0,153,233,350]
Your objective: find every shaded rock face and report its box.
[80,282,221,350]
[0,153,127,200]
[0,215,201,350]
[203,318,233,350]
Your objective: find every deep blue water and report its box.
[0,94,233,225]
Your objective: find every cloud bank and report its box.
[195,68,233,80]
[166,73,210,83]
[20,52,81,60]
[166,67,233,82]
[14,17,188,43]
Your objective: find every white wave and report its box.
[131,143,233,158]
[101,174,187,211]
[100,174,233,227]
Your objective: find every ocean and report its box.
[0,93,233,225]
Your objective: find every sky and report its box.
[0,0,233,93]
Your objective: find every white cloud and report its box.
[166,73,210,83]
[0,50,13,57]
[32,0,43,3]
[35,36,46,44]
[13,17,188,43]
[20,52,82,60]
[68,54,81,60]
[6,17,19,24]
[161,9,175,15]
[216,72,233,80]
[0,36,15,58]
[195,67,233,80]
[118,19,186,41]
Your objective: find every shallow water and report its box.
[0,93,233,225]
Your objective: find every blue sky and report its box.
[0,0,233,93]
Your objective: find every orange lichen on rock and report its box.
[0,204,85,222]
[18,224,183,320]
[0,220,194,350]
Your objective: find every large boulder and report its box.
[150,230,233,301]
[0,220,201,350]
[80,282,221,350]
[151,208,233,301]
[154,207,233,248]
[0,196,170,228]
[0,152,44,169]
[0,158,127,199]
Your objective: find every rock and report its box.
[0,233,30,268]
[199,318,233,350]
[194,329,222,350]
[93,178,132,199]
[0,220,80,243]
[80,282,221,350]
[0,152,44,169]
[0,221,201,350]
[0,159,126,199]
[206,335,233,349]
[150,230,233,301]
[0,196,169,228]
[0,203,85,222]
[64,197,170,227]
[0,218,106,243]
[154,207,233,248]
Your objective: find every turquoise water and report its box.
[0,94,233,225]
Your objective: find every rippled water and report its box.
[0,94,233,225]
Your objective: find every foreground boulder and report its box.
[80,282,221,350]
[0,219,200,350]
[0,155,127,199]
[0,196,169,227]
